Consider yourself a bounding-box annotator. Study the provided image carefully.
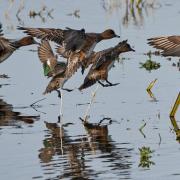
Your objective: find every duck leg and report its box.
[56,89,61,98]
[98,80,120,87]
[81,66,85,74]
[62,88,73,92]
[105,79,120,86]
[98,80,108,87]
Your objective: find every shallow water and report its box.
[0,0,179,179]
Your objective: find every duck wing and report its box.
[38,40,57,65]
[63,27,86,52]
[92,48,113,70]
[18,26,86,52]
[148,36,180,57]
[0,25,16,51]
[0,37,16,52]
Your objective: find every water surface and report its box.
[0,0,179,179]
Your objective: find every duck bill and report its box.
[33,39,40,45]
[115,34,120,38]
[130,47,135,52]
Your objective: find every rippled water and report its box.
[0,0,179,179]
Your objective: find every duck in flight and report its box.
[79,40,135,90]
[17,26,120,78]
[37,40,72,98]
[0,24,38,64]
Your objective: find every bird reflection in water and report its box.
[0,98,40,128]
[39,117,133,179]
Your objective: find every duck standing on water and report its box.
[17,26,120,78]
[37,40,72,98]
[148,35,180,57]
[0,24,38,64]
[79,40,135,90]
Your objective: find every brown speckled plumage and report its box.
[148,36,180,57]
[79,40,135,90]
[0,25,37,63]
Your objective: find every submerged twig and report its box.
[30,98,46,107]
[77,102,91,106]
[31,105,46,114]
[147,89,158,102]
[170,92,180,117]
[146,78,157,91]
[16,0,25,25]
[67,9,80,18]
[170,116,180,142]
[139,122,146,138]
[158,133,161,146]
[98,117,112,125]
[84,85,99,122]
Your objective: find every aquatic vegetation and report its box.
[16,0,25,25]
[140,58,161,71]
[120,0,161,28]
[146,89,158,102]
[170,92,180,118]
[139,146,155,168]
[146,79,157,91]
[130,0,143,7]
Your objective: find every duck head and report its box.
[18,36,39,46]
[101,29,120,39]
[116,40,135,53]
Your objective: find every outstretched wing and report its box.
[63,27,86,52]
[148,36,180,56]
[18,26,86,52]
[38,40,57,64]
[65,53,82,78]
[18,26,64,44]
[0,38,16,52]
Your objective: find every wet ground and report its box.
[0,0,179,179]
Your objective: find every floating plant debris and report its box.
[140,59,161,71]
[67,9,80,18]
[146,78,157,91]
[170,92,180,118]
[139,146,155,168]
